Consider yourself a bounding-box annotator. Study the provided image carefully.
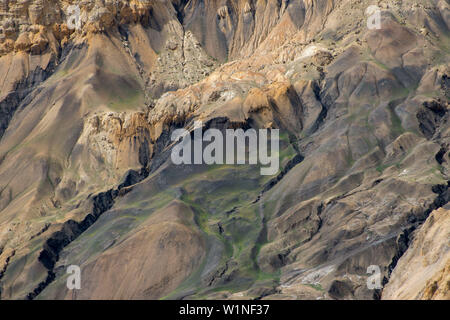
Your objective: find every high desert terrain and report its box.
[0,0,449,300]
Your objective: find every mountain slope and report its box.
[0,0,449,300]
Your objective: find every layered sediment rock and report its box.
[0,0,449,300]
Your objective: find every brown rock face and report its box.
[382,207,450,300]
[42,201,206,300]
[0,0,449,300]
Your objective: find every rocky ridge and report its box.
[0,0,448,300]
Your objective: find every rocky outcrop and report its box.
[0,0,449,300]
[382,207,450,300]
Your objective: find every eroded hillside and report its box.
[0,0,449,300]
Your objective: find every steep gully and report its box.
[0,45,79,298]
[378,99,450,299]
[24,112,308,299]
[26,167,150,299]
[6,59,448,300]
[0,42,88,142]
[23,118,175,299]
[13,76,450,300]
